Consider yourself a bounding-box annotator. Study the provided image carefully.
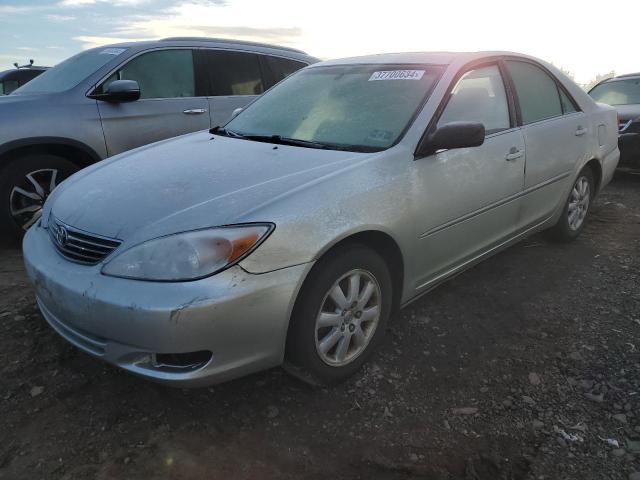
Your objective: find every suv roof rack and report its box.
[159,37,307,55]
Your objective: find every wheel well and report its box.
[584,158,602,193]
[0,143,96,171]
[318,231,405,312]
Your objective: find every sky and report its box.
[0,0,637,85]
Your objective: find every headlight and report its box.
[101,224,273,281]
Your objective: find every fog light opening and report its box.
[153,351,212,372]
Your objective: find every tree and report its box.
[585,71,616,91]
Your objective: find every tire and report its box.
[0,154,78,243]
[285,245,393,385]
[547,167,594,242]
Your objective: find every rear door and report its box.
[198,50,265,127]
[504,59,589,228]
[97,48,210,156]
[198,50,309,127]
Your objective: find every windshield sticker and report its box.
[369,70,425,81]
[99,48,126,56]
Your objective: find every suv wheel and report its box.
[285,245,392,385]
[0,154,78,242]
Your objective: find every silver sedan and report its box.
[23,51,619,386]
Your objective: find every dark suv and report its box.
[0,38,317,240]
[589,73,640,173]
[0,63,48,95]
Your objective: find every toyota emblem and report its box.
[56,225,68,246]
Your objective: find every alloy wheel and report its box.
[9,168,60,231]
[314,269,382,367]
[567,175,590,231]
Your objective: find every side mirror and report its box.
[231,107,243,118]
[90,80,140,103]
[416,121,485,158]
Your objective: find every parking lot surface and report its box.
[1,175,639,480]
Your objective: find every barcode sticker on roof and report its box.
[369,70,425,81]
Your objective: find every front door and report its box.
[97,48,210,156]
[412,64,525,288]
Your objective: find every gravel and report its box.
[0,174,638,479]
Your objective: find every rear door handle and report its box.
[575,126,587,136]
[505,148,524,162]
[183,108,207,115]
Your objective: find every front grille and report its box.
[48,217,121,265]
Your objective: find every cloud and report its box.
[46,14,77,21]
[72,35,149,49]
[0,5,43,15]
[58,0,164,7]
[187,25,301,43]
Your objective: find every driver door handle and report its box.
[183,108,207,115]
[505,148,524,162]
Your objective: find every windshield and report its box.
[225,64,443,151]
[13,47,128,94]
[590,78,640,106]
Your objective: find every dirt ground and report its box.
[1,174,639,480]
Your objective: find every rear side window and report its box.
[107,49,195,99]
[263,56,307,88]
[506,60,562,125]
[559,89,577,114]
[1,80,19,94]
[201,50,264,96]
[438,64,510,135]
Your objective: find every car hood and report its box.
[0,92,52,105]
[52,131,372,242]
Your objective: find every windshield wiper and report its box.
[240,134,334,150]
[209,126,244,138]
[209,128,379,152]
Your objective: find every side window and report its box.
[105,49,195,99]
[506,61,562,124]
[3,80,19,94]
[559,88,577,114]
[263,56,307,88]
[438,65,510,135]
[204,51,264,96]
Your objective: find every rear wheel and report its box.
[285,245,392,385]
[0,154,78,242]
[547,167,594,242]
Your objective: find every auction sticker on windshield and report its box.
[369,70,425,81]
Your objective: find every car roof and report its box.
[606,73,640,82]
[0,67,48,81]
[98,37,317,62]
[312,51,537,67]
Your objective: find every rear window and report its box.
[590,78,640,106]
[263,56,307,87]
[201,50,264,96]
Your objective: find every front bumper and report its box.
[23,224,310,387]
